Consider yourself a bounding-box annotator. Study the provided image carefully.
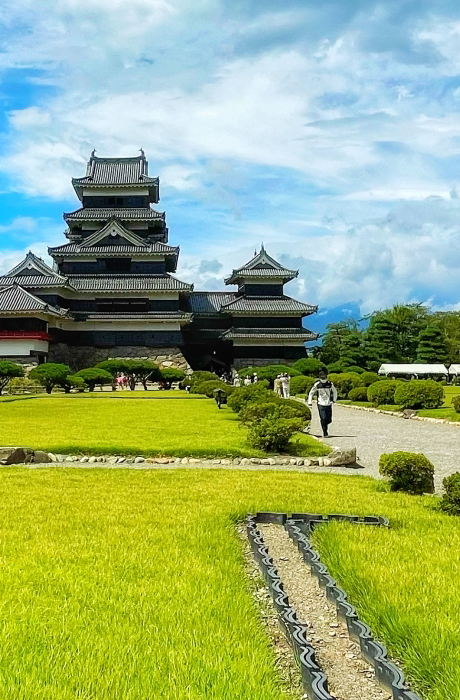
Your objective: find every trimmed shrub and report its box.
[379,451,435,494]
[327,361,346,373]
[64,375,87,392]
[240,400,310,426]
[96,359,131,376]
[76,368,113,391]
[451,394,460,414]
[367,380,400,406]
[333,372,363,399]
[342,365,365,374]
[248,417,304,452]
[292,358,326,376]
[0,361,24,395]
[191,371,220,385]
[290,375,316,396]
[227,384,274,413]
[29,363,71,394]
[394,379,444,410]
[193,380,233,398]
[440,473,460,515]
[159,367,186,389]
[360,372,383,386]
[348,386,369,402]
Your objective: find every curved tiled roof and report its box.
[0,275,72,288]
[187,292,237,314]
[221,296,317,315]
[0,285,66,316]
[64,207,165,222]
[222,327,319,340]
[49,242,178,256]
[225,246,297,285]
[67,275,192,292]
[228,268,297,278]
[73,156,157,186]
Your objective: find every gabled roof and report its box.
[0,284,67,317]
[0,275,73,289]
[72,153,159,202]
[225,245,298,285]
[4,251,68,283]
[49,219,179,259]
[63,207,165,223]
[221,295,317,316]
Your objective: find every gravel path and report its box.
[310,403,460,489]
[261,524,389,700]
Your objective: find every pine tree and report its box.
[364,316,397,363]
[416,326,448,364]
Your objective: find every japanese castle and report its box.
[0,152,318,371]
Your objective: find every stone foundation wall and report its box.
[48,344,190,372]
[233,358,295,370]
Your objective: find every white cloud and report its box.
[2,2,460,318]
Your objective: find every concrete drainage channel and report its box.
[247,512,422,700]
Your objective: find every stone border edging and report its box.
[340,402,460,426]
[282,513,422,700]
[247,514,333,700]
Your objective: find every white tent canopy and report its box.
[378,363,448,376]
[448,364,460,375]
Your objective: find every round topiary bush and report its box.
[367,380,401,406]
[227,384,274,413]
[248,417,304,452]
[193,380,232,398]
[292,358,326,376]
[290,375,316,396]
[360,372,383,386]
[393,379,444,409]
[379,451,435,494]
[348,386,369,402]
[240,400,310,426]
[440,473,460,514]
[332,372,363,399]
[451,394,460,414]
[342,365,365,374]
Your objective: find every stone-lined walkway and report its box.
[310,403,460,490]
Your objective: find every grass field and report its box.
[0,468,458,699]
[0,393,328,458]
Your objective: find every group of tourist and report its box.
[233,373,258,387]
[274,373,291,399]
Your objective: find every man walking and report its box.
[307,369,337,438]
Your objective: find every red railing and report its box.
[0,331,51,340]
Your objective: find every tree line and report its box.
[312,303,460,370]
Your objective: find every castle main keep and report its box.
[0,153,318,372]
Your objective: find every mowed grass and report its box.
[0,393,328,458]
[0,469,459,699]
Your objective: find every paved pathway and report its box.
[310,404,460,489]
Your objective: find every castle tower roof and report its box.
[224,245,298,285]
[72,153,159,202]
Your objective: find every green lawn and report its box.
[0,468,458,699]
[0,393,328,458]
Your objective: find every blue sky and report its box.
[1,1,460,333]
